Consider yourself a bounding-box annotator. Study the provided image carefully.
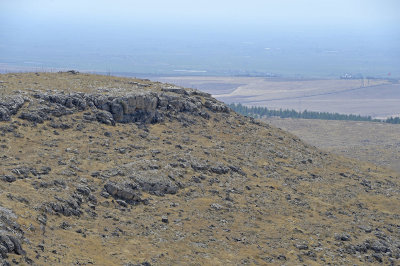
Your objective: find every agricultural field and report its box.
[156,76,399,118]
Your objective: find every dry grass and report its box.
[0,73,399,265]
[264,117,400,173]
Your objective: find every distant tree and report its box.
[386,116,400,124]
[228,103,396,124]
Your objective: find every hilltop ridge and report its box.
[0,72,399,265]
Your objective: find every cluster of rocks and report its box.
[45,195,83,217]
[101,176,179,205]
[90,159,246,208]
[0,96,27,121]
[132,175,179,196]
[0,206,25,262]
[103,182,142,205]
[191,160,246,176]
[341,233,400,262]
[0,86,229,125]
[1,166,51,183]
[43,185,99,219]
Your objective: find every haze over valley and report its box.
[1,1,399,79]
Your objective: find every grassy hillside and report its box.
[0,72,399,265]
[264,117,400,173]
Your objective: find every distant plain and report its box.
[155,76,399,118]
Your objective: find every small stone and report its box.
[335,233,351,241]
[372,253,383,262]
[210,165,230,175]
[116,200,128,207]
[100,191,110,198]
[37,244,45,252]
[295,243,308,250]
[192,176,201,183]
[76,185,91,196]
[60,221,70,230]
[359,225,372,233]
[1,175,16,183]
[37,215,47,225]
[210,203,223,210]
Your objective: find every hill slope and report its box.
[0,72,399,265]
[264,117,400,173]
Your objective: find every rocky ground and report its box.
[0,72,399,265]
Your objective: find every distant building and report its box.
[340,73,353,79]
[340,73,363,80]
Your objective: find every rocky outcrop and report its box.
[0,96,27,121]
[0,206,25,261]
[45,195,83,217]
[1,86,229,125]
[133,175,179,196]
[103,182,142,204]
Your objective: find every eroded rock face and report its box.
[133,175,179,196]
[0,206,25,261]
[0,96,27,121]
[103,182,142,204]
[2,87,229,124]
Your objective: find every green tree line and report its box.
[228,103,400,124]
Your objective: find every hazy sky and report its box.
[2,0,399,30]
[1,0,399,77]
